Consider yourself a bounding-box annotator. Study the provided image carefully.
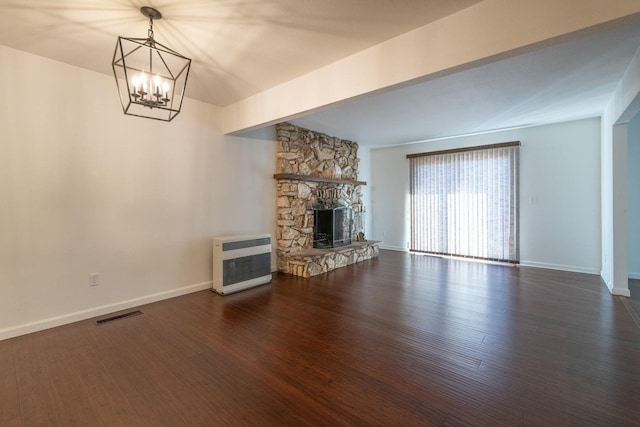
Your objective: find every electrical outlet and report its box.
[89,273,100,287]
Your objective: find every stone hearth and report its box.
[285,241,380,278]
[274,123,378,277]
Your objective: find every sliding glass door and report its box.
[408,142,520,263]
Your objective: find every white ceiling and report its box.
[292,21,640,146]
[1,0,640,147]
[0,0,480,107]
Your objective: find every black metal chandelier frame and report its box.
[112,7,191,122]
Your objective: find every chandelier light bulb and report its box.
[131,75,140,93]
[153,75,161,92]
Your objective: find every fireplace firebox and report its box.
[313,206,352,249]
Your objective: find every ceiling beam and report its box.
[221,0,640,135]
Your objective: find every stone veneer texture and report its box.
[275,123,370,275]
[286,243,380,278]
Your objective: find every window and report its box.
[408,142,520,263]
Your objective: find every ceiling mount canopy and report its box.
[112,6,191,121]
[139,6,162,21]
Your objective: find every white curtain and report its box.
[408,143,520,263]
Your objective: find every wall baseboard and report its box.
[519,261,599,275]
[0,281,213,342]
[611,286,632,297]
[380,251,600,275]
[379,245,409,252]
[628,272,640,280]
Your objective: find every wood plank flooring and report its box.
[1,250,639,426]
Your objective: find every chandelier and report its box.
[112,7,191,121]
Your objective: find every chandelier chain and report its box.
[148,16,154,41]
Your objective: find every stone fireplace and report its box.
[274,123,379,277]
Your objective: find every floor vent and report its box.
[95,310,143,325]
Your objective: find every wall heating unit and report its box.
[212,234,272,295]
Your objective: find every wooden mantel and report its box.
[273,173,367,186]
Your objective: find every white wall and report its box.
[0,46,276,340]
[629,113,640,279]
[369,118,602,274]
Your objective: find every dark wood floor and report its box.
[1,251,639,426]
